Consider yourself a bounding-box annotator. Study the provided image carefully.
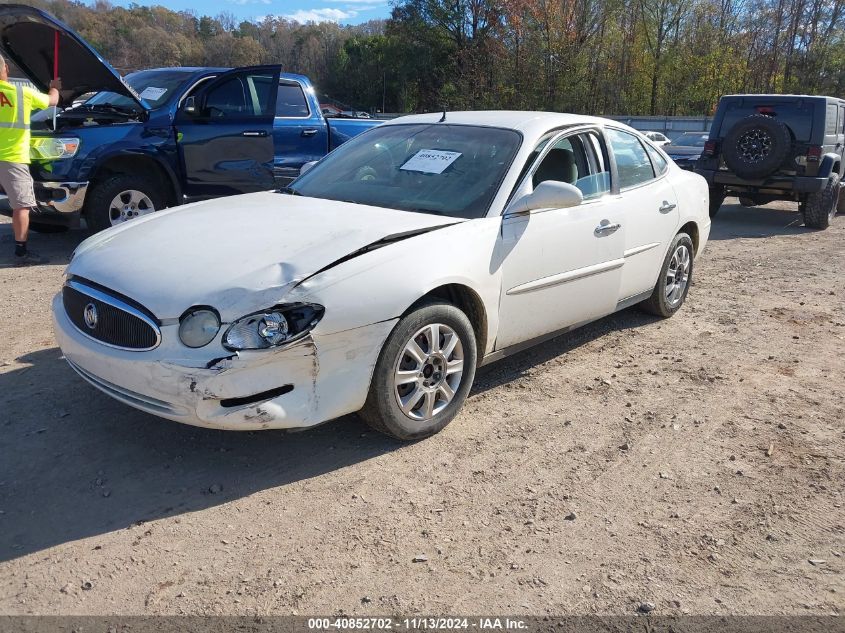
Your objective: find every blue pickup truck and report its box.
[0,5,381,232]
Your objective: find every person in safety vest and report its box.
[0,53,60,265]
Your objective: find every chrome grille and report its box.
[62,280,161,351]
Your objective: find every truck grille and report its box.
[62,280,161,351]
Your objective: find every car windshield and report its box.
[289,123,522,219]
[84,70,193,110]
[669,133,708,147]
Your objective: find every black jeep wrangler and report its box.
[695,94,845,229]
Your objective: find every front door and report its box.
[495,130,625,350]
[175,65,281,199]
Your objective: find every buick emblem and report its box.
[83,303,98,329]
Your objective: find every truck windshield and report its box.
[84,70,194,111]
[289,124,522,219]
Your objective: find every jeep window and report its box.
[607,128,655,189]
[277,83,310,118]
[722,100,814,141]
[826,104,838,135]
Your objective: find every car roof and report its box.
[382,111,628,137]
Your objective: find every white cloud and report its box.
[228,0,271,5]
[283,8,357,23]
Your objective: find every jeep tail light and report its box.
[806,146,822,162]
[703,140,717,156]
[756,106,776,115]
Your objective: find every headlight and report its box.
[223,303,324,351]
[30,137,81,160]
[179,308,221,348]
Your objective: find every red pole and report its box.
[53,31,59,79]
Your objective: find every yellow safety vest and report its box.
[0,80,50,164]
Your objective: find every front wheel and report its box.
[640,233,695,318]
[84,174,165,233]
[359,302,477,440]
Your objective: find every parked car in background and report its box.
[643,131,671,146]
[53,111,710,440]
[664,132,709,170]
[0,5,382,233]
[696,94,845,228]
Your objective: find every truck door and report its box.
[174,65,281,199]
[272,79,329,185]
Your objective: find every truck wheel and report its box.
[359,301,477,441]
[29,222,68,233]
[709,187,725,217]
[640,233,694,318]
[85,174,164,233]
[801,174,840,230]
[722,114,792,179]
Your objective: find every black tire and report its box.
[801,174,840,230]
[640,233,695,318]
[29,222,69,233]
[722,114,792,179]
[359,301,477,441]
[709,187,725,217]
[738,196,756,207]
[84,173,166,233]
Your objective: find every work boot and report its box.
[14,250,49,266]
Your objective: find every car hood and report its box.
[68,192,463,320]
[0,4,147,109]
[665,146,703,156]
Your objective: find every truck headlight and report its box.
[179,308,221,348]
[31,137,80,160]
[223,304,324,351]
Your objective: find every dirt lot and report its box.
[0,200,843,617]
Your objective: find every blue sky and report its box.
[88,0,392,25]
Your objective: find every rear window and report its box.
[720,99,815,141]
[826,104,839,135]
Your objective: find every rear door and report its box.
[271,79,328,185]
[174,65,280,199]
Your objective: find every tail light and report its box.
[703,140,717,157]
[807,146,822,162]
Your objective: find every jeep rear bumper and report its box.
[696,169,826,194]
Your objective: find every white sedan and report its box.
[53,112,711,440]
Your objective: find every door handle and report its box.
[594,220,622,236]
[242,130,268,137]
[659,200,677,213]
[301,128,319,137]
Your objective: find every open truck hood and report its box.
[0,4,147,109]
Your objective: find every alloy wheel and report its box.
[393,323,464,421]
[109,189,156,226]
[665,244,691,308]
[736,129,773,164]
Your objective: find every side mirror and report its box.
[182,96,197,115]
[509,181,583,214]
[299,161,318,176]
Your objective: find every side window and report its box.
[277,83,310,117]
[826,104,838,135]
[606,128,656,189]
[204,71,276,118]
[532,132,610,200]
[645,143,669,175]
[840,105,845,134]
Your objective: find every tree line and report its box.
[10,0,845,116]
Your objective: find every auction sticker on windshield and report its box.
[139,87,167,101]
[400,150,462,174]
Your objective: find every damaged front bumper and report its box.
[52,293,396,431]
[0,180,89,225]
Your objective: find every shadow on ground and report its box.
[708,199,808,240]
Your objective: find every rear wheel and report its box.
[640,233,694,318]
[359,302,477,441]
[85,174,165,233]
[722,114,792,179]
[801,174,840,230]
[738,196,756,207]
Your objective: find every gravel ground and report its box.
[0,200,843,616]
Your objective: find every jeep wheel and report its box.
[85,174,165,233]
[709,187,725,217]
[801,174,840,230]
[722,114,792,179]
[738,196,756,207]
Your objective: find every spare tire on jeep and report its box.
[722,114,793,179]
